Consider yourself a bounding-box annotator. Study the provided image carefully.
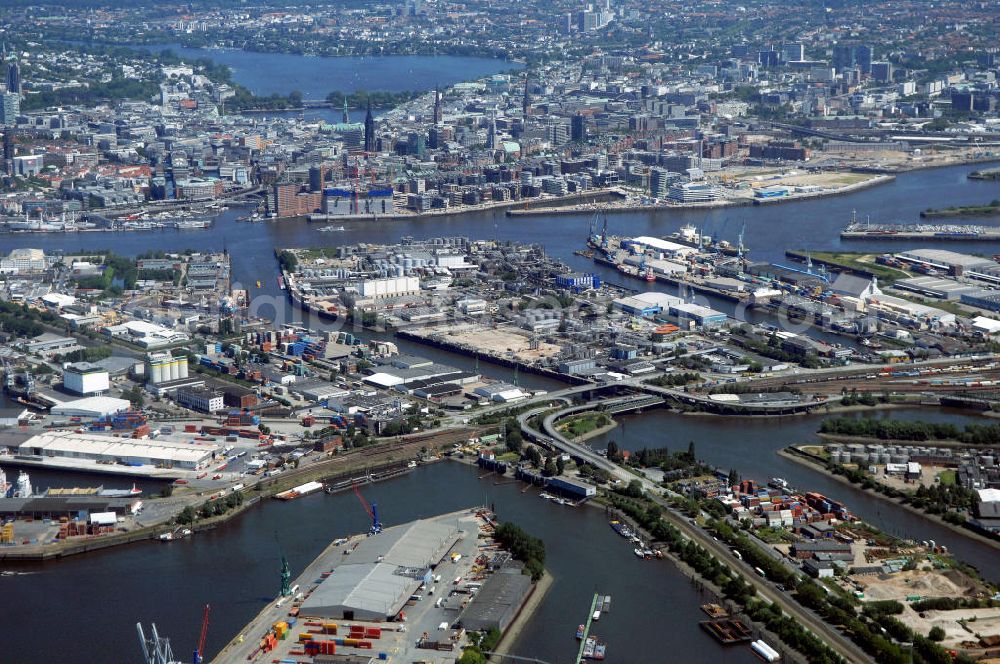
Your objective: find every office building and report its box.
[782,43,804,63]
[308,165,326,193]
[571,113,587,142]
[832,43,856,74]
[175,386,224,413]
[857,44,874,74]
[4,52,20,96]
[1,92,19,126]
[871,62,893,83]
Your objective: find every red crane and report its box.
[353,482,373,520]
[194,604,211,664]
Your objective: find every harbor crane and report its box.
[193,604,211,664]
[136,623,180,664]
[352,482,382,534]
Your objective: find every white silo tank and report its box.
[151,360,165,384]
[168,358,180,381]
[179,357,189,380]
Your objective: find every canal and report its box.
[592,406,1000,579]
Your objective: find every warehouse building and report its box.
[667,302,728,328]
[459,565,533,632]
[547,476,597,499]
[299,518,463,621]
[8,430,218,469]
[895,249,995,278]
[62,362,110,396]
[50,396,131,419]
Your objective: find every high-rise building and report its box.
[870,62,894,84]
[309,165,326,192]
[832,43,856,74]
[577,9,599,31]
[433,86,442,125]
[522,75,531,118]
[782,43,804,63]
[758,50,779,68]
[0,92,19,126]
[342,98,349,124]
[4,50,20,96]
[363,100,375,153]
[486,116,497,150]
[571,114,587,142]
[856,44,874,74]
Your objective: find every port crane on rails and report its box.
[193,604,211,664]
[136,622,180,664]
[352,482,382,534]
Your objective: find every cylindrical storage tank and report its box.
[151,362,165,384]
[879,453,891,465]
[168,359,179,381]
[829,451,842,464]
[890,454,906,464]
[179,358,189,380]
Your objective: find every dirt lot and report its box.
[854,569,979,602]
[900,606,1000,649]
[444,325,562,361]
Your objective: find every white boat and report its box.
[318,225,346,232]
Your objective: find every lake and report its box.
[147,45,522,99]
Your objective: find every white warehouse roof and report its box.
[16,430,218,467]
[50,396,131,418]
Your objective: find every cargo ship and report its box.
[275,481,324,500]
[45,484,142,497]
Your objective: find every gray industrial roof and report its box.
[300,518,461,619]
[349,519,460,567]
[459,566,532,632]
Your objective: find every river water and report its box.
[1,462,757,664]
[3,52,1000,661]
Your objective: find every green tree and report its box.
[543,456,557,477]
[928,626,945,642]
[177,506,196,525]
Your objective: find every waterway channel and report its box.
[3,143,1000,661]
[1,461,758,664]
